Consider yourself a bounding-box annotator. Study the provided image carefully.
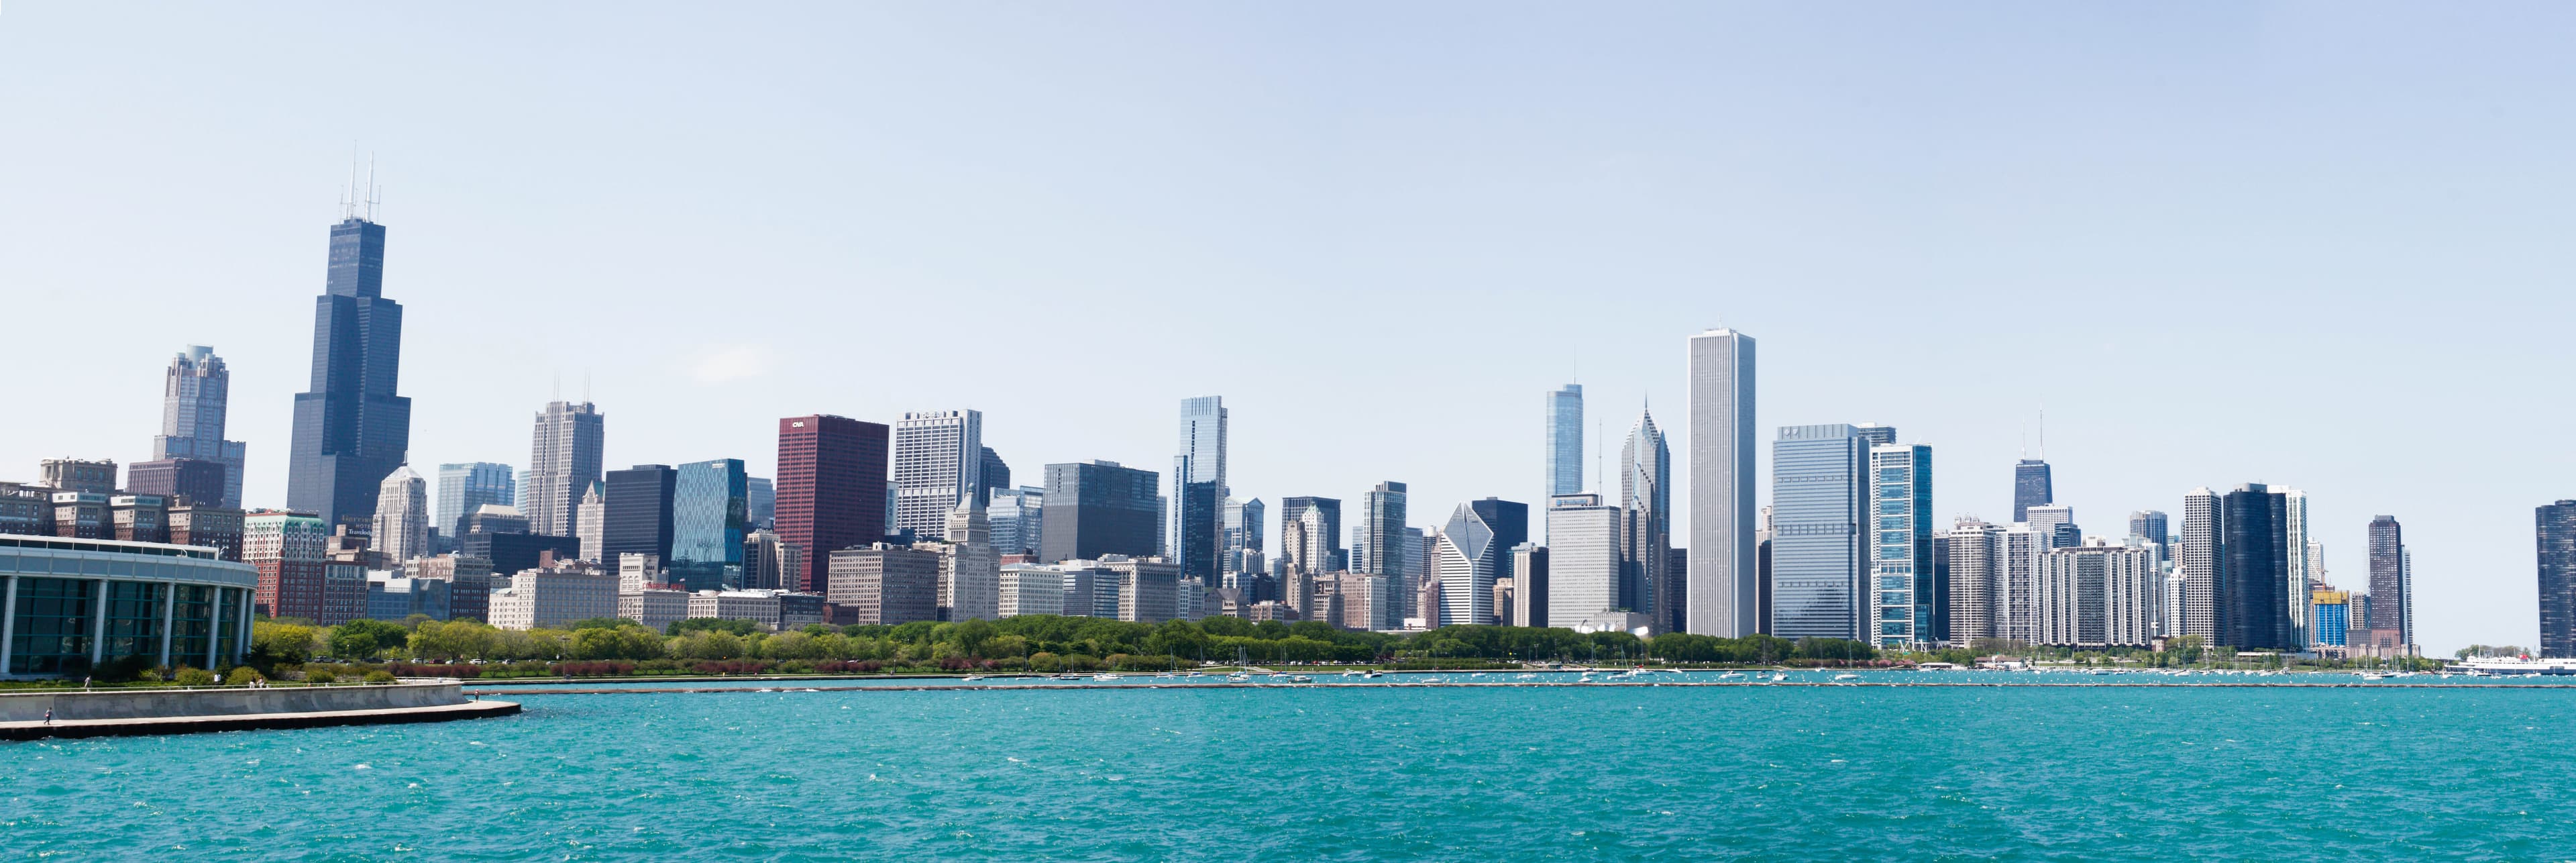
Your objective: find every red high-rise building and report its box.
[775,415,889,593]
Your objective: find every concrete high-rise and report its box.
[2538,501,2576,658]
[1770,424,1868,640]
[892,410,983,542]
[2013,459,2053,523]
[1039,460,1160,563]
[525,401,606,538]
[372,465,429,564]
[2180,488,2222,642]
[1279,497,1344,573]
[1686,328,1756,636]
[435,462,515,542]
[672,459,749,591]
[1620,409,1673,631]
[1546,493,1622,622]
[1869,441,1935,648]
[1169,397,1228,581]
[1546,383,1583,505]
[777,415,891,593]
[148,345,248,507]
[286,212,411,527]
[1945,517,2002,642]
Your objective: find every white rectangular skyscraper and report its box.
[1687,328,1756,636]
[893,410,983,542]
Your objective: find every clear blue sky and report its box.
[7,3,2575,653]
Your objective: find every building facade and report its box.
[0,536,258,677]
[1546,494,1621,624]
[672,458,750,591]
[525,400,605,538]
[892,410,983,542]
[2013,458,2053,523]
[149,345,248,508]
[1868,442,1935,649]
[1621,410,1674,632]
[435,462,515,542]
[602,464,678,572]
[244,511,329,619]
[2366,515,2410,651]
[370,465,429,564]
[1169,397,1228,582]
[2543,501,2576,658]
[826,544,941,625]
[777,415,892,593]
[2034,540,2159,648]
[1546,383,1583,509]
[1686,329,1756,637]
[1771,424,1869,640]
[1039,460,1161,563]
[286,213,412,529]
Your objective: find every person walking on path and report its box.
[42,709,54,726]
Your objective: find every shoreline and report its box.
[466,680,2576,695]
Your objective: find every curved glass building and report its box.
[2,536,257,678]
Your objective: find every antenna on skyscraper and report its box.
[552,374,561,403]
[2038,405,2046,459]
[364,152,380,221]
[341,148,360,219]
[583,370,592,403]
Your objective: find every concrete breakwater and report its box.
[0,681,517,740]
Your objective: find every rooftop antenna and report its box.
[2038,405,2046,460]
[583,370,592,403]
[340,147,359,219]
[551,374,561,403]
[364,152,379,221]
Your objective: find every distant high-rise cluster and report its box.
[7,199,2522,659]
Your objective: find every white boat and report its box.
[1226,672,1252,682]
[1770,673,1786,682]
[962,675,985,682]
[1093,673,1121,682]
[1052,673,1082,680]
[1289,675,1313,683]
[1833,673,1860,682]
[1361,670,1385,679]
[1719,672,1746,680]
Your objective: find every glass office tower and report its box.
[673,459,750,591]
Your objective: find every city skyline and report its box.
[9,5,2576,652]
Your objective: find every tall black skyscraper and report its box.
[603,464,678,565]
[2012,460,2053,523]
[286,210,411,527]
[1039,460,1161,563]
[2221,483,2292,650]
[2538,501,2576,658]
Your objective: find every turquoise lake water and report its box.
[5,685,2571,860]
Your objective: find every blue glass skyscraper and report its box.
[435,462,515,540]
[286,211,411,527]
[1771,424,1869,640]
[1546,385,1583,502]
[673,459,750,591]
[1868,440,1934,648]
[1170,397,1228,580]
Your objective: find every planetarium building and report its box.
[1,536,256,678]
